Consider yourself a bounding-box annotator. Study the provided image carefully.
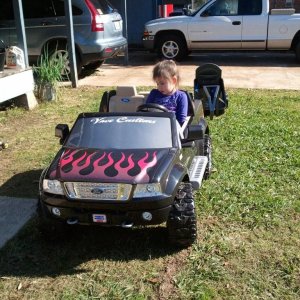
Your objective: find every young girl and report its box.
[146,60,188,126]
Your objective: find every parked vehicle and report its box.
[0,0,127,75]
[38,66,228,247]
[142,0,300,62]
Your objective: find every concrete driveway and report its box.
[1,50,299,249]
[79,50,300,90]
[0,196,37,248]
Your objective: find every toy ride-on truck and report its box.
[38,64,227,247]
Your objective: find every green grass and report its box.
[0,87,299,299]
[200,89,300,225]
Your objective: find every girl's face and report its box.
[155,76,177,95]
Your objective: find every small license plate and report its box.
[92,214,107,223]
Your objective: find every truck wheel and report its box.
[167,182,197,247]
[199,134,212,179]
[296,41,300,63]
[158,35,187,60]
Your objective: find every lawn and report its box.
[0,86,299,300]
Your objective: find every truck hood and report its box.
[145,15,191,27]
[46,147,173,184]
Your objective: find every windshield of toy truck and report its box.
[65,116,173,149]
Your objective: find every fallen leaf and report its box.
[147,277,160,284]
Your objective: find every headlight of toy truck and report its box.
[43,179,64,195]
[133,183,163,198]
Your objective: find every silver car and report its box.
[0,0,127,74]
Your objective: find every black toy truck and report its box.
[38,64,228,247]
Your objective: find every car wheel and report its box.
[49,44,83,79]
[198,134,212,179]
[158,34,187,60]
[167,182,197,247]
[296,41,300,63]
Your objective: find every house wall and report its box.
[110,0,160,46]
[152,0,300,11]
[162,0,300,11]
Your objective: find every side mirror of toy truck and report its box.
[55,124,69,145]
[182,123,205,147]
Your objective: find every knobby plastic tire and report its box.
[167,182,197,247]
[202,134,212,179]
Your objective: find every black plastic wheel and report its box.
[198,134,212,179]
[167,182,197,247]
[158,34,188,60]
[204,135,212,179]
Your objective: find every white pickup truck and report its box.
[142,0,300,62]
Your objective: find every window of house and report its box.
[285,0,294,8]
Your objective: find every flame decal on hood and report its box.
[49,148,160,183]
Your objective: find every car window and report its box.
[66,116,173,149]
[0,0,55,20]
[22,0,56,18]
[204,0,238,16]
[0,0,14,21]
[89,0,115,14]
[238,0,262,15]
[53,0,83,16]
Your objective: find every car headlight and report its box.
[43,179,64,195]
[133,183,163,198]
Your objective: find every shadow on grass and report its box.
[0,217,178,278]
[0,169,179,277]
[0,169,42,198]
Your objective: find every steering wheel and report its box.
[136,103,169,112]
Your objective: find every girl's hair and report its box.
[152,60,180,86]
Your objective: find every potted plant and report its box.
[33,46,65,101]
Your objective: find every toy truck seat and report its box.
[99,86,145,112]
[194,63,228,119]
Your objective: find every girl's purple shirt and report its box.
[146,89,188,125]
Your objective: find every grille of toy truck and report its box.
[64,182,132,200]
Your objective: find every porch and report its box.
[0,68,38,110]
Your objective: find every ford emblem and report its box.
[91,187,104,194]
